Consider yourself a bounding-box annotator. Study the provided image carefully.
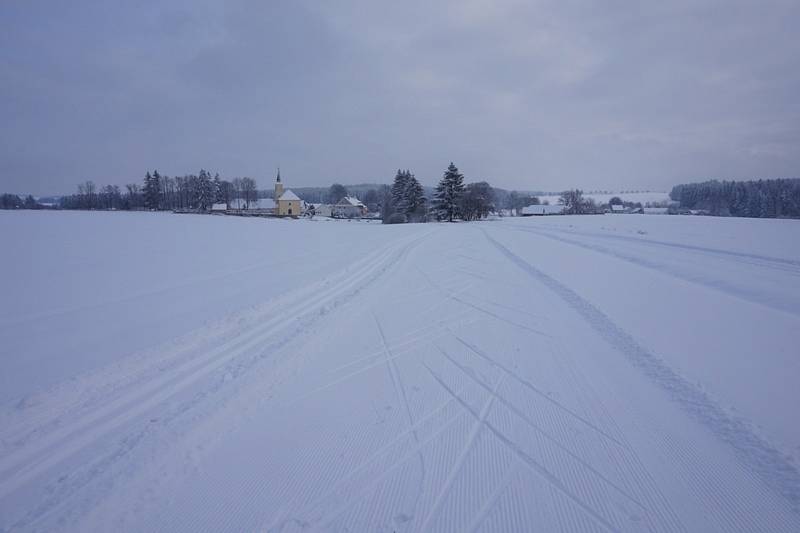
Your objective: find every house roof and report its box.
[278,190,300,201]
[337,196,365,207]
[611,204,625,211]
[211,203,227,210]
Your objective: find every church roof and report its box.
[278,189,300,201]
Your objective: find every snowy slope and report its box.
[1,212,799,532]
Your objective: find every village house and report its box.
[332,196,367,218]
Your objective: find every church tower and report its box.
[274,167,284,202]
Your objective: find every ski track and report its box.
[0,229,434,529]
[484,228,800,513]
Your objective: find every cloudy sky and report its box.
[1,0,798,195]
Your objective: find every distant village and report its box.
[3,166,797,219]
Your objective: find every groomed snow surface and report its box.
[1,211,799,532]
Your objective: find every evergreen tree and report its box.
[213,174,224,204]
[433,162,465,222]
[402,173,426,220]
[391,169,410,213]
[143,171,161,210]
[197,169,214,210]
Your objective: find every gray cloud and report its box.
[1,0,798,195]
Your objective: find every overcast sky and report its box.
[2,0,799,195]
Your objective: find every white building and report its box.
[521,204,565,216]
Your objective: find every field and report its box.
[1,211,799,532]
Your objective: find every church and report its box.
[273,169,301,216]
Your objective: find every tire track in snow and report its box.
[511,225,800,316]
[485,228,800,512]
[0,231,433,504]
[508,223,800,273]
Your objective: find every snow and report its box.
[1,210,799,532]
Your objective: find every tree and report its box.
[391,170,410,212]
[378,185,394,222]
[328,183,348,204]
[389,169,426,222]
[77,180,97,209]
[460,182,495,221]
[609,196,623,206]
[363,188,379,212]
[143,171,161,210]
[559,189,591,215]
[433,162,465,222]
[507,191,538,216]
[196,169,215,210]
[402,173,427,221]
[125,183,142,209]
[240,177,257,208]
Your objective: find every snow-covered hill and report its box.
[1,211,799,532]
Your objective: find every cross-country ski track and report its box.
[1,211,799,532]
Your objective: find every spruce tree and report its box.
[197,169,214,210]
[403,173,426,219]
[433,162,465,222]
[143,171,161,210]
[391,169,410,213]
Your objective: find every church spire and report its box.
[276,167,281,183]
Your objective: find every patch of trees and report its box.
[559,189,598,215]
[0,194,42,209]
[57,170,259,211]
[385,169,427,222]
[670,178,800,218]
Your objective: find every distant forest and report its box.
[670,178,800,218]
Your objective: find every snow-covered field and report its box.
[1,210,799,532]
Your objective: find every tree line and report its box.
[1,194,43,210]
[670,178,800,218]
[55,170,259,211]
